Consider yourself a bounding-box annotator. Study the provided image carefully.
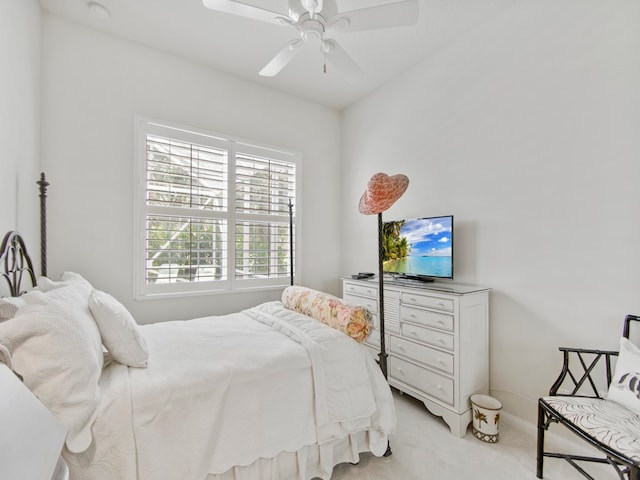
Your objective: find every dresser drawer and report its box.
[390,355,454,405]
[344,293,378,314]
[390,335,454,374]
[400,304,454,332]
[343,282,378,299]
[401,291,454,312]
[401,322,454,351]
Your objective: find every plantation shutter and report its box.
[145,134,228,286]
[234,152,296,280]
[135,117,299,297]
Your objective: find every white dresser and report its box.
[342,277,490,437]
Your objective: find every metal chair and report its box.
[537,314,640,480]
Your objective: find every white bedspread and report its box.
[64,301,395,480]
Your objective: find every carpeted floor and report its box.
[327,389,613,479]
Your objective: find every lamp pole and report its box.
[358,172,408,460]
[377,212,388,379]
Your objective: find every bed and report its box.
[0,177,396,480]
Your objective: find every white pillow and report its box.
[37,271,93,297]
[0,285,103,453]
[89,289,148,368]
[0,297,26,320]
[607,337,640,414]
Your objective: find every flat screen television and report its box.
[382,215,454,282]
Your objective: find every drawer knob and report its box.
[437,358,445,365]
[437,337,446,344]
[437,385,445,392]
[436,319,445,325]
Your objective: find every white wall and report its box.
[0,0,41,264]
[341,0,640,422]
[26,0,640,425]
[40,15,342,323]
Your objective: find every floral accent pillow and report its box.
[282,286,372,343]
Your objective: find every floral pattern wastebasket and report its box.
[470,394,502,443]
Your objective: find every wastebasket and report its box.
[470,394,502,443]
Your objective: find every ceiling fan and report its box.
[202,0,419,83]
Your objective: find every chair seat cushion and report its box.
[541,396,640,463]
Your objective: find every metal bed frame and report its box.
[0,173,47,295]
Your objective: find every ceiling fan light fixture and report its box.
[289,39,304,50]
[321,39,335,54]
[299,19,324,42]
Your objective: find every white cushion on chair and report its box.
[542,395,640,462]
[608,337,640,414]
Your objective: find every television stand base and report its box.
[392,275,434,284]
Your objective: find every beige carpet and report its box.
[327,389,613,480]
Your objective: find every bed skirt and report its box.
[209,430,377,480]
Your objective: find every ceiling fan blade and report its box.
[323,39,363,84]
[259,40,304,77]
[202,0,284,25]
[332,0,419,33]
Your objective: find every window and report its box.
[134,117,299,298]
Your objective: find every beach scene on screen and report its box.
[382,217,453,278]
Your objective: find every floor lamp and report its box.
[358,173,409,379]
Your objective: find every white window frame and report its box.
[133,116,301,299]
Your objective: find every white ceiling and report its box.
[38,0,517,110]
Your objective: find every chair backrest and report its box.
[623,314,640,340]
[548,314,640,398]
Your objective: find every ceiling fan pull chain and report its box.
[323,49,327,74]
[322,36,327,74]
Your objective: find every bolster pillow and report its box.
[281,286,372,343]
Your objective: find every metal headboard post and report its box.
[37,172,49,277]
